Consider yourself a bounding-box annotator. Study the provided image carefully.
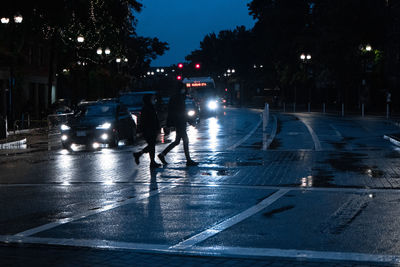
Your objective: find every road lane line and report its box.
[14,183,178,237]
[226,116,262,151]
[296,116,322,151]
[190,246,400,264]
[170,189,290,250]
[1,235,399,265]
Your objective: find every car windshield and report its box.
[119,94,151,107]
[77,104,116,117]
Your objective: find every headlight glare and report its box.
[207,100,218,110]
[61,124,70,131]
[96,122,111,129]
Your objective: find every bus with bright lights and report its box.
[183,77,220,116]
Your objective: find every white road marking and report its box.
[190,246,400,264]
[1,235,400,265]
[170,189,289,250]
[227,117,262,151]
[14,183,178,237]
[296,116,322,151]
[329,124,342,138]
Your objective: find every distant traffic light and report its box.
[195,63,201,69]
[177,75,182,80]
[178,63,184,69]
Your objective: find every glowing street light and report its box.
[104,48,111,55]
[124,58,128,62]
[77,36,85,43]
[365,44,372,51]
[96,48,103,55]
[14,14,23,23]
[116,58,121,63]
[1,17,10,24]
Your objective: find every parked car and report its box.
[185,98,200,125]
[118,91,169,134]
[60,100,136,150]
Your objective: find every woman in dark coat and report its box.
[133,94,161,168]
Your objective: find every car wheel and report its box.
[62,142,69,150]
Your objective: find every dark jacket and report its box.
[167,93,186,129]
[141,98,160,139]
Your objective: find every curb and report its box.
[384,135,400,147]
[0,138,27,149]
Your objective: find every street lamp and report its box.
[77,35,84,43]
[1,17,9,24]
[299,53,312,112]
[96,48,103,55]
[104,48,111,55]
[14,14,23,23]
[116,58,121,63]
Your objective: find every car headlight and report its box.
[187,110,195,117]
[61,124,70,131]
[207,100,218,110]
[96,122,111,129]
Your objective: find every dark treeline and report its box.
[187,0,393,113]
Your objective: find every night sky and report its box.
[136,0,255,67]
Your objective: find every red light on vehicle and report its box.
[177,75,182,80]
[178,63,183,69]
[195,63,200,69]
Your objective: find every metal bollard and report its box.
[362,103,364,117]
[263,103,269,132]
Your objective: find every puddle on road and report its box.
[224,161,264,167]
[200,169,235,177]
[239,141,263,149]
[263,205,295,218]
[324,152,385,178]
[385,151,400,159]
[269,138,282,149]
[309,168,335,187]
[328,141,346,150]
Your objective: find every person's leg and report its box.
[158,130,182,164]
[161,131,181,155]
[180,127,198,166]
[181,129,191,161]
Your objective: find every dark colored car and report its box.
[60,101,136,150]
[118,91,169,134]
[185,98,200,125]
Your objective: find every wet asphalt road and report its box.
[2,108,400,265]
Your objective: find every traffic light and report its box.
[195,63,201,69]
[177,75,182,80]
[178,63,184,69]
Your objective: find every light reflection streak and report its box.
[300,176,313,187]
[187,125,198,145]
[207,117,220,151]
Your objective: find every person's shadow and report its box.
[149,168,159,191]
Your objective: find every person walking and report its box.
[158,87,198,166]
[133,94,162,169]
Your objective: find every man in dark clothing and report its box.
[133,94,162,168]
[158,87,198,166]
